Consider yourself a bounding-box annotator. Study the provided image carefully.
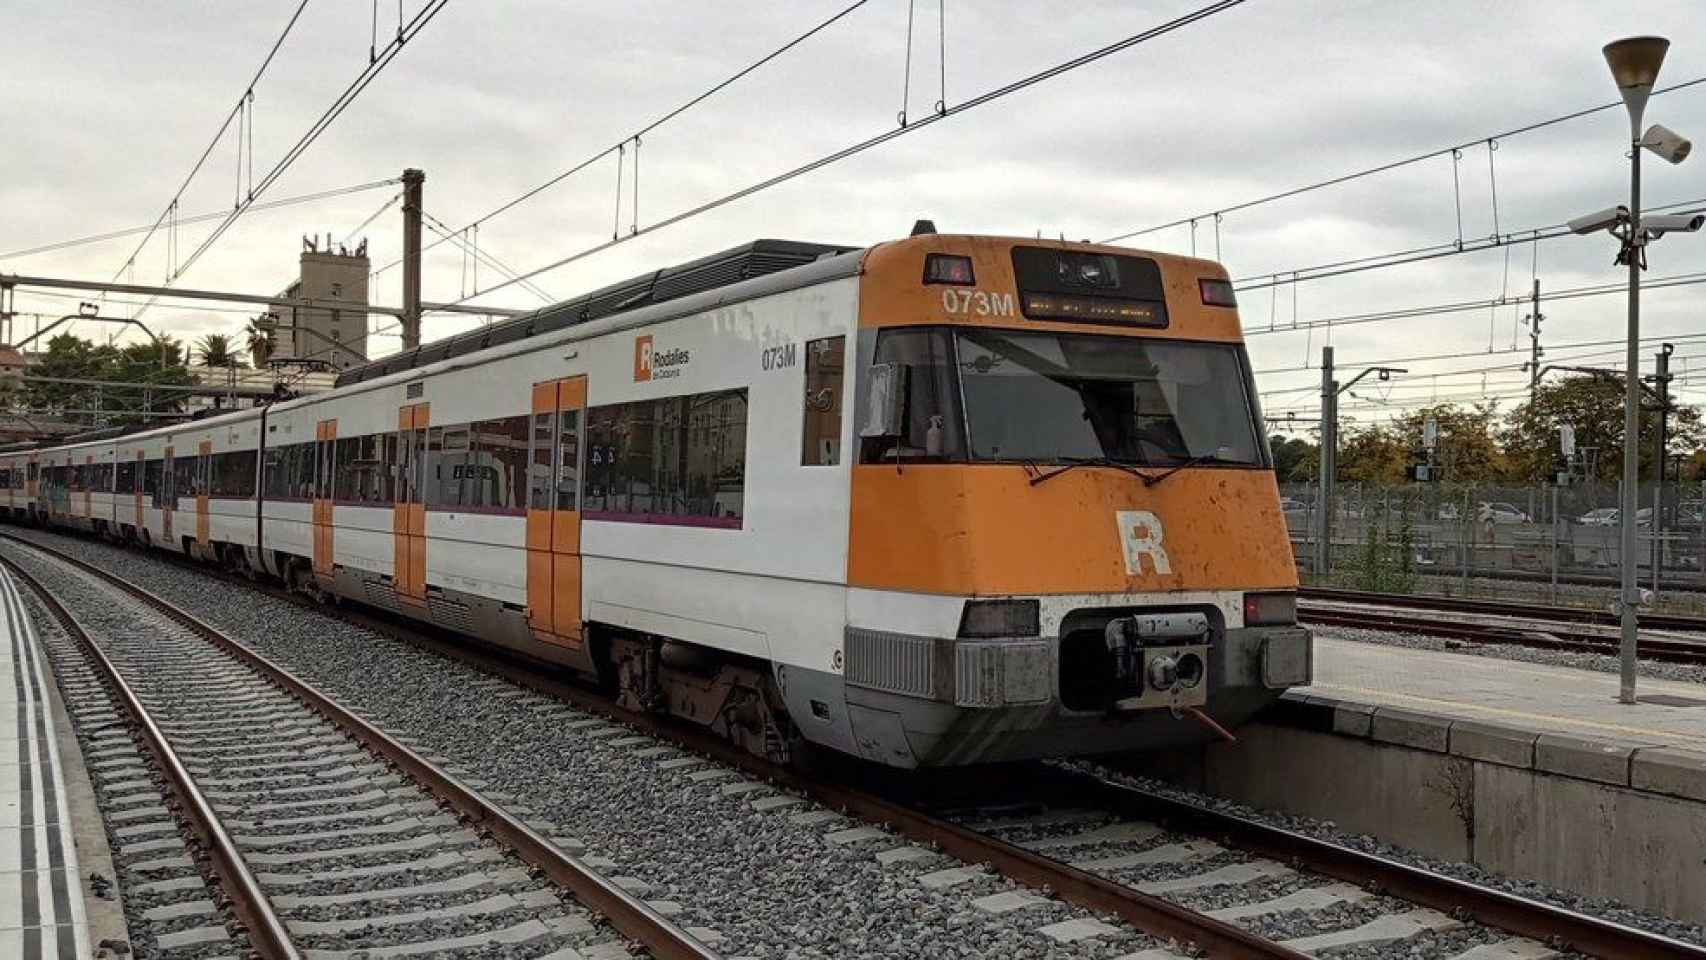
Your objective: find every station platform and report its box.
[1184,635,1706,927]
[0,566,102,957]
[1294,636,1706,787]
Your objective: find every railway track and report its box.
[0,534,717,960]
[9,529,1706,958]
[1299,586,1706,634]
[1298,596,1706,666]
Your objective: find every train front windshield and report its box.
[862,327,1263,467]
[958,330,1261,465]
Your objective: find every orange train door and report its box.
[312,420,337,578]
[162,446,175,545]
[196,441,212,549]
[527,376,585,648]
[393,404,429,608]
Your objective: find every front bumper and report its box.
[838,623,1312,767]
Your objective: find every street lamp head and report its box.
[1604,36,1669,127]
[1642,123,1692,164]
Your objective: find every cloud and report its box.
[4,0,1706,425]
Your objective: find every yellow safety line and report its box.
[1311,682,1688,742]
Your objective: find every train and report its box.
[0,228,1310,768]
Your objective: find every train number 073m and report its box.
[941,289,1016,317]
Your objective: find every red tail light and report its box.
[1243,591,1296,626]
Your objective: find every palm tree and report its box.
[244,318,275,367]
[195,333,244,368]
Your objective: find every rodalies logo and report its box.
[634,334,689,381]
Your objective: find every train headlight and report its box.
[1199,278,1237,307]
[958,598,1040,638]
[1243,591,1297,626]
[924,254,975,285]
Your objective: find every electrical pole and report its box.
[401,168,425,351]
[1528,278,1544,405]
[1653,343,1673,593]
[1315,346,1335,576]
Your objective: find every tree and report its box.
[1267,434,1317,482]
[1336,420,1408,484]
[1388,402,1508,483]
[244,318,275,367]
[20,333,197,424]
[195,333,246,369]
[1502,375,1704,483]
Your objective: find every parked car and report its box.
[1279,497,1307,513]
[1576,507,1655,528]
[1577,507,1619,526]
[1482,501,1530,524]
[1439,501,1528,523]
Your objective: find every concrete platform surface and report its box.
[1305,636,1706,748]
[0,566,94,957]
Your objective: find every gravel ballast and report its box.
[8,542,628,959]
[14,527,1704,955]
[4,530,1176,959]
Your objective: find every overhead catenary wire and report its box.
[341,192,403,247]
[1100,73,1706,244]
[424,0,1251,316]
[108,0,314,284]
[421,213,553,303]
[0,178,400,262]
[371,0,876,280]
[1230,194,1706,294]
[135,0,451,318]
[1243,260,1706,340]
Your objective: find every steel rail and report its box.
[1068,768,1706,960]
[0,534,721,960]
[138,558,1311,958]
[1299,585,1706,633]
[20,527,1701,958]
[1299,603,1706,664]
[0,552,303,960]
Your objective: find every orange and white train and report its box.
[0,230,1309,768]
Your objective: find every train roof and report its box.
[334,238,857,388]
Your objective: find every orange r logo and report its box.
[1117,510,1173,576]
[634,335,654,382]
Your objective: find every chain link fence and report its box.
[1282,480,1706,612]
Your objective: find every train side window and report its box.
[556,409,579,511]
[528,411,556,511]
[471,416,528,512]
[801,336,845,466]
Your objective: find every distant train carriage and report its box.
[0,231,1309,768]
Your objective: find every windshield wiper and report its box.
[1135,452,1229,487]
[1026,457,1150,487]
[1026,453,1231,488]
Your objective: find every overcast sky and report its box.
[5,1,1706,434]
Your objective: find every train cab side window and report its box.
[801,336,845,466]
[857,328,966,464]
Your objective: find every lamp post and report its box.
[1599,36,1697,703]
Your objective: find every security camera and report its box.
[1642,123,1692,165]
[1568,205,1629,235]
[1644,212,1705,237]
